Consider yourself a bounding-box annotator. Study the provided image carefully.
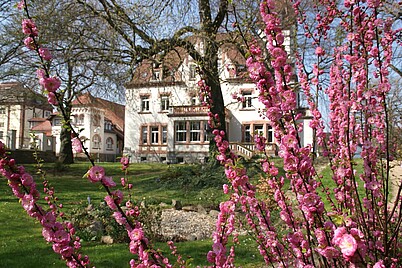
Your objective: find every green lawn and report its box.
[0,158,371,267]
[0,162,263,267]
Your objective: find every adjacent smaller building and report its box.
[0,82,53,150]
[42,93,124,162]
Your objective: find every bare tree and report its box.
[0,0,128,163]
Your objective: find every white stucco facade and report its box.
[124,40,314,163]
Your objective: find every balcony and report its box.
[168,106,209,117]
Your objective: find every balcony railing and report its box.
[229,142,278,158]
[168,106,209,116]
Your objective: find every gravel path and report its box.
[160,209,217,241]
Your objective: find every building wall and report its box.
[51,106,119,161]
[0,104,51,150]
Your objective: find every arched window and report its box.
[77,114,84,125]
[92,134,101,149]
[106,137,113,150]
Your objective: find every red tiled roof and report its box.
[126,34,248,88]
[28,117,48,122]
[72,93,125,132]
[31,120,52,136]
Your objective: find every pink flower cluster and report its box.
[20,3,59,106]
[0,141,90,267]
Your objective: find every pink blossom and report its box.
[17,1,25,10]
[41,212,56,228]
[315,46,325,56]
[102,176,116,187]
[38,47,52,61]
[104,195,117,210]
[275,33,284,45]
[71,137,82,153]
[23,36,35,50]
[332,227,347,245]
[53,229,70,243]
[111,190,123,204]
[21,173,34,186]
[338,234,357,257]
[22,19,38,36]
[373,260,385,268]
[40,76,61,92]
[87,166,105,183]
[113,211,127,225]
[316,247,340,259]
[120,156,129,170]
[254,135,266,151]
[47,92,58,105]
[223,184,229,194]
[129,228,144,241]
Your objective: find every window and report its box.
[92,134,101,149]
[0,131,3,139]
[54,118,62,126]
[174,121,208,143]
[242,92,253,108]
[44,110,51,117]
[0,107,5,114]
[106,137,114,150]
[175,121,187,142]
[0,122,4,128]
[141,126,148,144]
[152,71,161,81]
[151,126,159,144]
[162,126,167,144]
[104,121,113,131]
[244,125,251,142]
[203,121,210,142]
[189,64,197,80]
[254,125,264,136]
[160,95,169,111]
[141,124,167,145]
[141,96,150,112]
[190,121,201,142]
[267,125,274,143]
[191,96,198,105]
[77,114,84,125]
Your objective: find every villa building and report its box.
[124,36,314,163]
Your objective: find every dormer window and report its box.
[152,71,161,81]
[189,64,197,80]
[104,121,113,131]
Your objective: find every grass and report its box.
[0,161,262,267]
[0,158,370,267]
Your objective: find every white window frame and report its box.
[141,126,148,144]
[175,121,187,142]
[190,121,201,142]
[160,95,169,111]
[242,92,253,109]
[151,126,159,144]
[141,96,150,112]
[106,137,114,150]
